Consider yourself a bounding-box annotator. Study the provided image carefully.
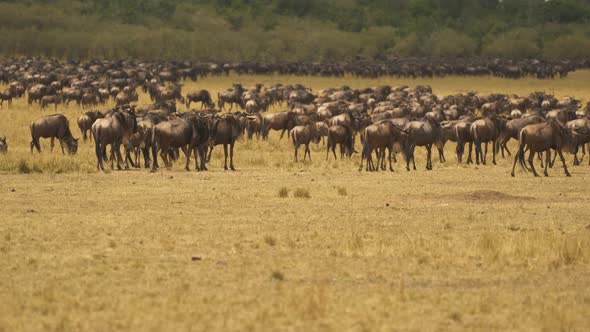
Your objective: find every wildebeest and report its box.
[359,121,406,172]
[208,114,241,170]
[30,114,79,154]
[40,94,62,111]
[0,136,7,154]
[566,118,590,165]
[326,125,354,160]
[290,124,321,162]
[218,84,245,111]
[0,89,12,107]
[77,111,104,141]
[511,119,577,177]
[404,116,444,171]
[92,109,138,170]
[150,114,210,172]
[260,111,295,140]
[455,120,475,164]
[186,90,214,109]
[470,115,506,165]
[498,115,544,157]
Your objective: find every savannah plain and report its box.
[1,72,590,331]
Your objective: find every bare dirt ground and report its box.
[1,72,590,331]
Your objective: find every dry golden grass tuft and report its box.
[0,72,590,331]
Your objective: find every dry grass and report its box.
[1,72,590,331]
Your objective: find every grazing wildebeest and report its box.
[40,94,62,111]
[30,114,79,154]
[404,116,444,171]
[511,119,577,177]
[208,114,241,170]
[290,124,321,162]
[326,125,355,160]
[77,111,104,141]
[186,90,215,109]
[150,118,192,171]
[0,136,7,154]
[470,115,506,165]
[92,109,137,170]
[359,121,406,172]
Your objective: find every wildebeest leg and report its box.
[182,146,191,171]
[573,145,580,166]
[223,144,229,170]
[115,143,124,170]
[304,143,311,161]
[544,149,551,177]
[510,149,520,177]
[483,142,488,165]
[197,146,207,171]
[474,140,481,165]
[539,152,544,169]
[426,145,432,170]
[550,149,557,168]
[528,150,539,177]
[492,140,497,165]
[467,142,473,164]
[229,141,235,171]
[279,129,286,140]
[294,143,299,162]
[50,137,55,152]
[388,147,394,172]
[161,150,170,170]
[207,146,213,162]
[557,148,571,177]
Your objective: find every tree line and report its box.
[0,0,589,61]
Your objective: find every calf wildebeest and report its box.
[290,124,321,162]
[186,90,214,109]
[208,114,240,170]
[404,116,444,171]
[92,109,137,170]
[326,125,354,160]
[40,94,62,111]
[511,119,577,177]
[470,115,506,165]
[30,114,79,154]
[0,136,7,154]
[359,121,406,172]
[77,111,104,141]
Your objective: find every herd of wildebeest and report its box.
[1,58,590,177]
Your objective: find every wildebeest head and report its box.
[62,136,79,155]
[0,136,7,154]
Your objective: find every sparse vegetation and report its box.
[293,188,311,199]
[278,187,289,198]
